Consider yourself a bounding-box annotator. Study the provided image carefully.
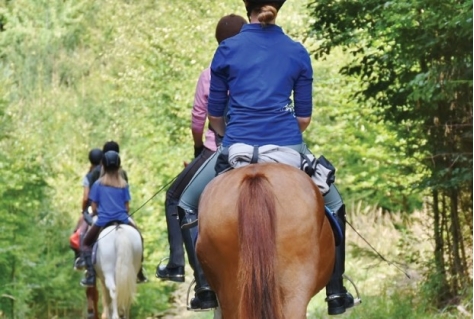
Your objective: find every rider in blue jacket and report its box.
[80,151,146,287]
[177,0,356,315]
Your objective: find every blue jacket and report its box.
[208,23,313,147]
[89,182,131,227]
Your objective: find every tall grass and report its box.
[307,204,473,319]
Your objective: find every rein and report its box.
[85,166,411,282]
[95,175,178,241]
[345,219,411,279]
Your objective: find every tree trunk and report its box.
[432,189,451,305]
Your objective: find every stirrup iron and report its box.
[185,279,215,312]
[181,219,198,230]
[180,208,199,230]
[343,274,362,306]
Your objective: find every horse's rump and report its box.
[197,163,335,319]
[96,224,142,318]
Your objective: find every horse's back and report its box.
[197,163,335,318]
[97,224,141,250]
[198,163,330,249]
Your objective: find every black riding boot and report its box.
[80,251,96,287]
[179,207,218,310]
[156,197,186,282]
[325,204,354,315]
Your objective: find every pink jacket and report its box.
[191,67,217,152]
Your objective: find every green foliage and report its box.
[0,104,91,316]
[307,0,473,186]
[338,287,456,319]
[308,0,472,306]
[306,207,471,319]
[0,0,243,317]
[304,48,425,212]
[0,0,467,317]
[130,283,175,318]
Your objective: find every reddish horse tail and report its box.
[237,172,283,319]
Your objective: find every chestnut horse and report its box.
[197,163,336,319]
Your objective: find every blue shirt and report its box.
[208,24,313,147]
[89,182,131,227]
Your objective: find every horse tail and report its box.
[237,171,283,319]
[115,226,136,312]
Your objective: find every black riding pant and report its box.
[164,147,215,267]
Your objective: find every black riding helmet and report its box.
[103,140,120,153]
[243,0,286,17]
[88,148,103,166]
[102,150,121,170]
[244,0,285,3]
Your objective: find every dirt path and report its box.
[159,266,214,319]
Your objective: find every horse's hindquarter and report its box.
[269,165,336,297]
[95,224,142,318]
[96,226,118,278]
[198,171,241,308]
[96,225,143,278]
[197,163,335,317]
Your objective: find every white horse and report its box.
[95,224,142,319]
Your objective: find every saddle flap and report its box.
[325,206,343,246]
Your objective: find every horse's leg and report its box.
[93,286,99,319]
[86,286,99,319]
[86,287,94,317]
[100,279,110,319]
[281,295,312,319]
[104,274,119,319]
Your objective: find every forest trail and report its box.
[158,266,213,319]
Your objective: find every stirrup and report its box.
[343,274,362,306]
[186,279,199,311]
[74,257,86,271]
[181,219,198,230]
[180,209,199,230]
[185,279,216,312]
